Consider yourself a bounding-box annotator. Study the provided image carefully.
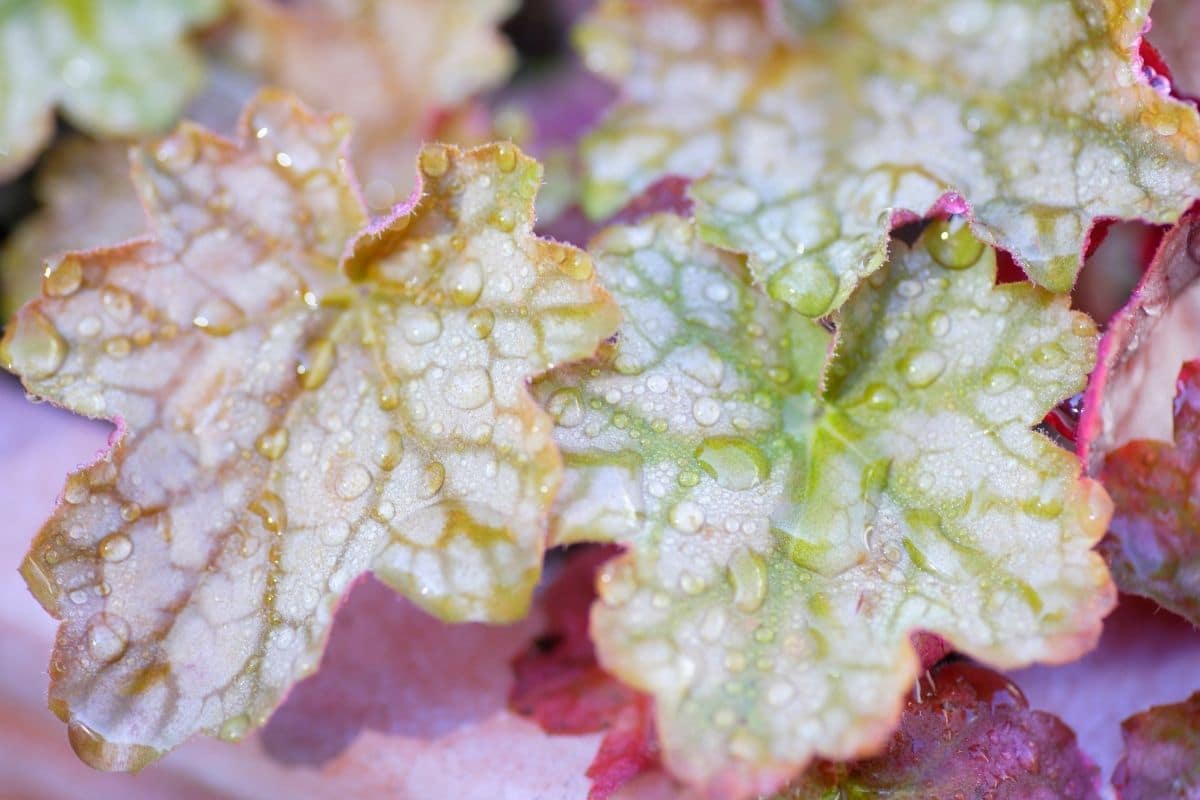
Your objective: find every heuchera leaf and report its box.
[1113,691,1200,799]
[779,661,1102,800]
[1099,359,1200,626]
[513,551,1099,800]
[537,213,1113,796]
[576,0,1200,315]
[0,139,145,319]
[0,0,224,179]
[1078,209,1200,475]
[237,0,517,211]
[0,90,618,770]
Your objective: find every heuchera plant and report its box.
[3,0,1200,797]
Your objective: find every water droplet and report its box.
[4,310,67,378]
[984,367,1017,393]
[86,613,130,663]
[99,533,132,562]
[900,351,946,388]
[102,287,133,322]
[192,298,243,336]
[249,492,287,533]
[669,501,705,533]
[297,338,336,390]
[421,462,446,497]
[559,251,593,280]
[64,477,89,504]
[491,208,516,232]
[547,387,584,427]
[927,217,985,269]
[445,368,492,409]
[865,383,898,411]
[420,145,450,177]
[375,429,404,470]
[927,311,950,337]
[704,282,731,303]
[897,279,922,298]
[377,379,401,410]
[728,548,767,612]
[448,260,484,305]
[1033,343,1066,367]
[120,502,141,522]
[104,336,132,358]
[691,397,721,426]
[256,428,289,460]
[495,142,518,172]
[76,316,101,338]
[401,308,442,344]
[155,134,196,172]
[468,308,495,338]
[696,437,769,491]
[1072,316,1095,337]
[334,462,372,500]
[44,256,83,297]
[219,715,250,742]
[373,500,396,522]
[322,518,351,546]
[766,260,838,317]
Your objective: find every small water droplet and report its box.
[547,387,584,427]
[420,145,450,177]
[448,260,484,305]
[984,367,1017,393]
[669,501,705,533]
[334,462,372,500]
[86,613,130,663]
[927,311,950,337]
[119,502,141,522]
[249,492,287,533]
[297,338,336,390]
[728,548,767,612]
[766,260,838,317]
[401,308,442,344]
[256,428,289,460]
[495,142,518,172]
[691,397,721,426]
[219,715,250,742]
[102,287,133,322]
[865,383,898,411]
[373,500,396,522]
[421,462,446,497]
[468,308,494,338]
[1033,343,1066,366]
[375,430,404,470]
[696,437,769,490]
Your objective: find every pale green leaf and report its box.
[578,0,1200,314]
[539,214,1114,796]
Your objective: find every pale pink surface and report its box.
[2,373,1199,798]
[0,377,599,800]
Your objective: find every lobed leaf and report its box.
[0,0,223,179]
[236,0,517,211]
[0,139,145,319]
[1112,691,1200,799]
[1,90,618,769]
[538,213,1114,796]
[577,0,1200,315]
[1099,359,1200,625]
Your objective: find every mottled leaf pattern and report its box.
[578,0,1200,314]
[1113,691,1200,799]
[0,0,223,178]
[1,91,617,769]
[539,214,1113,795]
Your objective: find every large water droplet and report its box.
[695,437,769,491]
[766,259,838,317]
[44,256,83,297]
[691,397,721,426]
[445,368,492,409]
[401,308,442,345]
[900,351,946,388]
[4,310,67,379]
[99,533,132,563]
[334,462,372,500]
[926,217,984,270]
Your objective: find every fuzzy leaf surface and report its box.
[1,90,617,769]
[0,0,223,178]
[578,0,1200,314]
[539,214,1113,796]
[1113,691,1200,799]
